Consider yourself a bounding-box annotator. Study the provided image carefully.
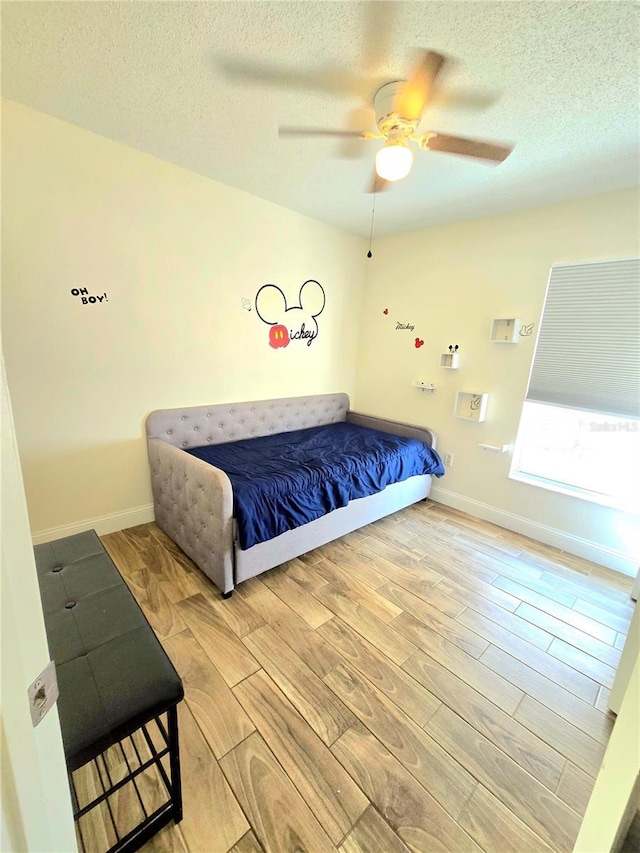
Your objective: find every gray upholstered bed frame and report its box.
[146,393,436,596]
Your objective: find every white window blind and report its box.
[526,258,640,418]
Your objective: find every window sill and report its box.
[509,470,640,515]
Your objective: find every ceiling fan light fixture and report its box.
[375,139,414,182]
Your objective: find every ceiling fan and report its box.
[278,51,514,192]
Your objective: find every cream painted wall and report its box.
[2,100,366,536]
[3,98,638,571]
[354,188,640,572]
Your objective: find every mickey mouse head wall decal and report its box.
[255,280,326,349]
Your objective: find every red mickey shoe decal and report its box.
[383,308,389,315]
[414,338,424,349]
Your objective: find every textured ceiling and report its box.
[2,1,639,237]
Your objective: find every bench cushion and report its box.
[34,530,183,771]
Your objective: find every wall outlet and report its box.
[443,451,454,466]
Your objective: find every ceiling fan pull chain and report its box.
[367,190,377,259]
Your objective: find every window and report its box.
[511,258,640,513]
[511,402,640,511]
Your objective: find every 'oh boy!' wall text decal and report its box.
[255,280,325,349]
[70,287,109,305]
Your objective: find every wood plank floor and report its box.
[88,501,634,853]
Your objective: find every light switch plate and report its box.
[28,660,58,727]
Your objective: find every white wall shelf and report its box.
[412,381,436,392]
[490,318,521,343]
[440,353,460,369]
[454,391,488,422]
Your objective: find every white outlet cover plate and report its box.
[28,660,58,727]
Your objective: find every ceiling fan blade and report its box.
[431,88,498,112]
[425,132,513,162]
[217,57,367,99]
[339,106,377,158]
[279,126,369,139]
[393,50,447,121]
[362,1,396,74]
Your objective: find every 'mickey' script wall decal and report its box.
[255,280,326,349]
[381,305,426,352]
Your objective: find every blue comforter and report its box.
[186,422,444,550]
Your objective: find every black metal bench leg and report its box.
[167,705,183,824]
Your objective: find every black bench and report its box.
[34,530,184,853]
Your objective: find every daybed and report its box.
[145,393,443,596]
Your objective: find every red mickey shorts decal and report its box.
[269,324,290,349]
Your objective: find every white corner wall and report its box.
[354,188,640,573]
[1,100,366,539]
[1,356,76,852]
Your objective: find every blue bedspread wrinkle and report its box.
[186,422,444,550]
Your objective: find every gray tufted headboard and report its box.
[146,392,351,450]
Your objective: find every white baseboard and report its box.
[31,490,637,578]
[429,486,638,577]
[31,504,155,545]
